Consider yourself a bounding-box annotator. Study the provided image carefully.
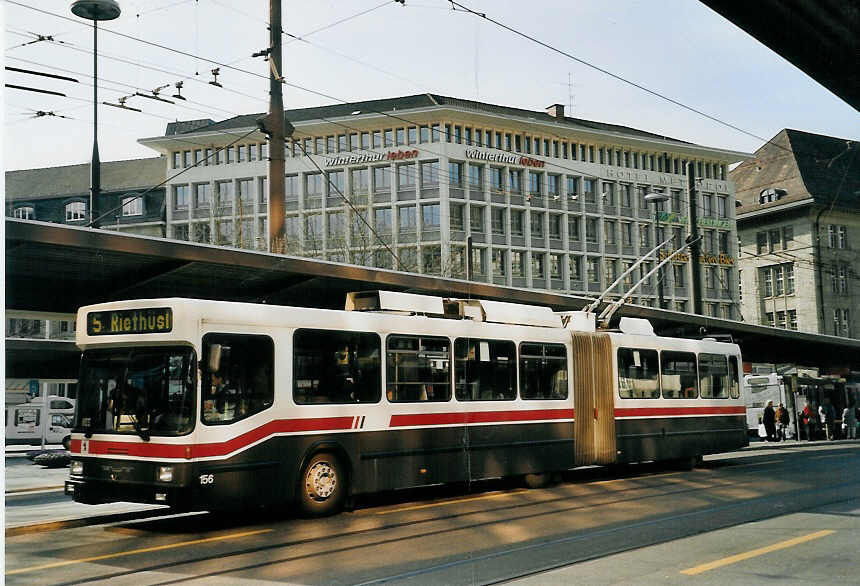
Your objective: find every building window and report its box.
[375,207,392,234]
[532,253,545,279]
[509,170,522,194]
[621,222,632,246]
[398,164,415,189]
[549,214,561,239]
[122,195,143,216]
[673,264,685,287]
[530,211,543,237]
[529,171,542,196]
[490,167,504,192]
[286,175,299,200]
[422,204,440,230]
[13,206,35,220]
[838,264,849,293]
[491,208,505,235]
[788,309,797,331]
[352,168,370,194]
[65,201,86,222]
[588,257,600,283]
[511,210,524,236]
[570,256,582,281]
[759,187,787,204]
[399,205,416,233]
[585,217,598,243]
[604,220,616,244]
[450,203,464,231]
[569,217,581,242]
[421,161,439,187]
[192,183,210,209]
[583,178,596,203]
[548,174,559,198]
[468,164,483,189]
[237,179,253,205]
[550,254,562,279]
[512,251,525,277]
[492,249,507,277]
[374,166,391,192]
[306,173,323,196]
[449,162,463,188]
[470,206,485,233]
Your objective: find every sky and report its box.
[2,0,858,172]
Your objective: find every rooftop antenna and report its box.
[209,68,222,88]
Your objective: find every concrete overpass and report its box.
[6,219,859,379]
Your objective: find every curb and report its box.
[6,485,65,495]
[6,508,168,538]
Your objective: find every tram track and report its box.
[21,449,856,586]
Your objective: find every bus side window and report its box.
[661,351,698,399]
[617,348,660,399]
[202,333,274,425]
[520,342,568,400]
[293,328,381,404]
[386,335,451,402]
[454,338,516,401]
[699,353,729,399]
[728,356,740,398]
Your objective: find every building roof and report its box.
[5,157,166,201]
[732,128,859,217]
[168,93,692,146]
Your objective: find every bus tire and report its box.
[62,436,71,451]
[524,472,551,489]
[297,452,346,517]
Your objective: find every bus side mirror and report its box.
[208,344,222,372]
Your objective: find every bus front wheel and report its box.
[297,452,346,517]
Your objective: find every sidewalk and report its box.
[4,448,165,535]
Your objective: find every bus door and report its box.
[571,332,616,466]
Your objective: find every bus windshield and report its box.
[76,347,196,438]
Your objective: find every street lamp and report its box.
[71,0,121,229]
[645,191,670,309]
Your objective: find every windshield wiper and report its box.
[129,414,151,442]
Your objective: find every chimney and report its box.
[546,103,565,118]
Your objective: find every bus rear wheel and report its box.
[297,452,346,517]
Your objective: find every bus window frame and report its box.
[617,347,661,399]
[385,334,452,403]
[518,341,568,400]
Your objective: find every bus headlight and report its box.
[158,466,174,483]
[70,460,83,476]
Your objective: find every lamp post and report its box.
[645,191,670,309]
[71,0,121,229]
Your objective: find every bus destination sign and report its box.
[87,308,173,336]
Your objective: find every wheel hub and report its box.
[306,461,336,500]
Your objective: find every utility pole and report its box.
[258,0,290,253]
[688,163,703,315]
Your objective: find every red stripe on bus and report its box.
[389,409,574,427]
[69,416,354,459]
[615,406,746,417]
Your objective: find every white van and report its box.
[5,396,75,449]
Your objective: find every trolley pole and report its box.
[265,0,287,253]
[688,164,703,315]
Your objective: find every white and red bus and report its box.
[66,292,747,516]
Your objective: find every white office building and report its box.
[139,94,748,316]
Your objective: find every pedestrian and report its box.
[842,405,857,440]
[819,399,836,441]
[776,403,790,441]
[802,403,815,441]
[762,400,777,442]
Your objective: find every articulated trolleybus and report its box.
[66,292,747,515]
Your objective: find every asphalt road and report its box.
[5,441,859,585]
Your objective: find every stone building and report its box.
[5,157,166,236]
[139,94,748,316]
[733,129,859,338]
